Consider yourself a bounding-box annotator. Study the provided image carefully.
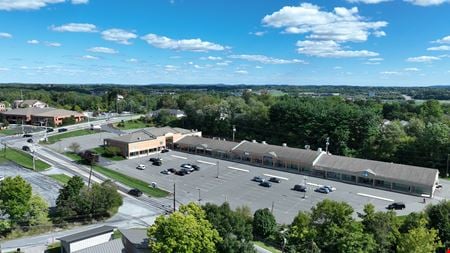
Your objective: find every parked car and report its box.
[175,170,187,176]
[252,176,265,183]
[293,184,307,192]
[192,164,200,171]
[269,177,281,183]
[22,145,31,152]
[315,186,330,194]
[260,181,272,188]
[168,168,177,173]
[436,184,443,189]
[128,188,143,197]
[161,149,170,153]
[323,185,336,192]
[181,163,192,169]
[161,169,171,175]
[387,202,406,210]
[152,160,162,166]
[58,128,68,133]
[46,128,54,133]
[23,134,32,138]
[149,157,161,162]
[180,168,191,174]
[27,138,33,143]
[136,164,146,170]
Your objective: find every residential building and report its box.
[0,107,85,126]
[0,102,8,112]
[13,99,48,109]
[148,109,186,119]
[173,136,440,197]
[104,126,201,158]
[58,225,116,253]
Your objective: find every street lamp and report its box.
[197,188,201,203]
[216,160,220,178]
[232,125,236,142]
[325,137,330,154]
[303,176,308,199]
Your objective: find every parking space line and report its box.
[357,193,394,202]
[197,160,216,165]
[306,182,322,187]
[171,155,188,160]
[263,174,289,180]
[227,166,249,173]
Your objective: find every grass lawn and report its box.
[92,146,125,161]
[46,242,61,253]
[49,174,72,185]
[0,148,51,171]
[253,241,282,253]
[43,129,98,144]
[0,129,19,136]
[114,120,153,130]
[64,152,169,198]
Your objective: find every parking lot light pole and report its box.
[232,125,236,142]
[173,182,176,212]
[303,176,308,199]
[216,160,219,178]
[197,188,201,203]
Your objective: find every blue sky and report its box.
[0,0,450,86]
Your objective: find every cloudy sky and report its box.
[0,0,450,86]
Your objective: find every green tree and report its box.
[0,176,32,224]
[360,204,400,253]
[104,146,121,157]
[147,203,221,253]
[399,211,427,234]
[27,195,50,227]
[425,200,450,246]
[397,219,441,253]
[419,100,443,122]
[68,142,81,154]
[286,211,319,253]
[55,176,84,220]
[84,180,122,218]
[252,208,276,240]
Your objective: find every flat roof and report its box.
[73,238,124,253]
[58,225,116,243]
[232,141,321,166]
[120,228,149,249]
[315,154,439,186]
[106,127,195,144]
[176,136,239,151]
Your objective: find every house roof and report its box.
[106,130,157,143]
[73,239,124,253]
[120,228,149,249]
[0,107,84,117]
[176,136,239,151]
[58,225,116,243]
[232,141,321,166]
[314,154,439,186]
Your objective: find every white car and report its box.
[323,185,336,192]
[136,164,146,170]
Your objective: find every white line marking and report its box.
[306,182,322,187]
[171,155,187,160]
[263,174,289,180]
[227,166,249,173]
[357,193,394,202]
[197,160,216,165]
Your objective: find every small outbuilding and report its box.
[58,225,116,253]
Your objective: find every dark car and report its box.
[175,170,187,176]
[149,157,161,162]
[161,149,170,153]
[22,145,31,152]
[314,187,330,194]
[293,184,307,192]
[27,138,34,143]
[168,168,177,173]
[46,128,54,133]
[387,202,406,210]
[269,177,281,183]
[152,160,162,166]
[192,164,200,171]
[260,181,272,188]
[23,134,32,138]
[58,128,68,133]
[128,188,143,197]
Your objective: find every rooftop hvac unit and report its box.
[317,148,322,153]
[252,140,257,143]
[282,143,287,147]
[262,141,267,145]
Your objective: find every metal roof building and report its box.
[58,225,116,253]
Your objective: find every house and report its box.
[0,101,8,112]
[13,99,48,109]
[0,107,85,126]
[148,109,186,119]
[173,136,440,197]
[58,225,116,253]
[104,127,201,159]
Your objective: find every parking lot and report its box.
[106,150,450,224]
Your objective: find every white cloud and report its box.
[255,66,263,69]
[406,55,440,62]
[262,3,387,42]
[45,42,61,47]
[82,55,98,60]
[216,61,231,66]
[427,45,450,51]
[368,57,384,61]
[126,58,138,63]
[71,0,88,4]
[27,39,39,44]
[404,67,420,71]
[235,70,248,74]
[404,0,449,6]
[0,32,12,38]
[333,66,342,69]
[229,54,306,64]
[249,31,267,36]
[296,40,378,58]
[0,67,9,71]
[51,23,97,33]
[101,29,137,45]
[381,71,401,75]
[0,0,65,10]
[88,47,118,54]
[194,64,203,69]
[141,33,227,52]
[164,65,178,72]
[347,0,391,3]
[203,56,222,61]
[434,35,450,44]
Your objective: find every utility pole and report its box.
[271,201,274,213]
[32,151,36,171]
[325,137,330,154]
[232,125,236,142]
[303,176,308,199]
[197,188,201,203]
[216,160,220,178]
[446,154,449,178]
[88,157,94,188]
[173,182,176,212]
